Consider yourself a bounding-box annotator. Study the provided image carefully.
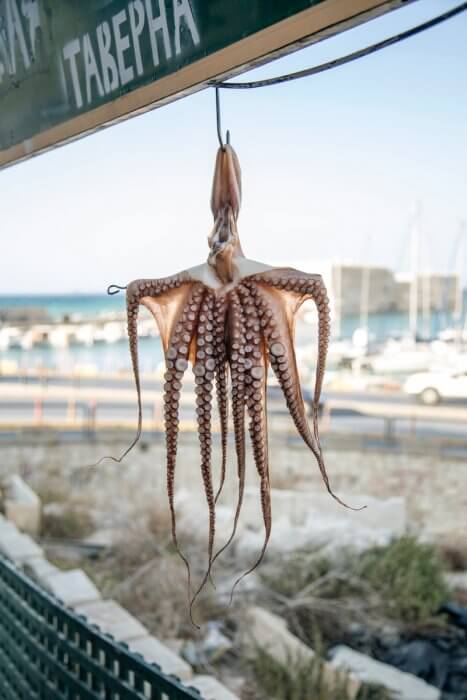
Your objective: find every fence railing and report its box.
[0,556,203,699]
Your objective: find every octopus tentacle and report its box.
[308,275,330,407]
[123,283,144,458]
[163,284,205,587]
[213,296,229,503]
[229,283,271,594]
[211,290,247,565]
[189,292,218,615]
[304,277,332,464]
[258,282,331,489]
[92,277,188,468]
[256,271,328,410]
[252,275,361,511]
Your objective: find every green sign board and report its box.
[0,0,407,169]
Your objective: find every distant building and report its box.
[395,273,460,313]
[332,265,398,316]
[277,260,461,319]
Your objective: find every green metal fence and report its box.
[0,556,203,699]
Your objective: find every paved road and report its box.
[2,372,466,405]
[0,372,417,402]
[1,374,467,442]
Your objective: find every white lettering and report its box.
[145,0,171,67]
[83,33,104,103]
[128,0,145,77]
[173,0,200,55]
[6,0,30,73]
[63,39,83,108]
[112,9,134,86]
[96,22,119,94]
[59,0,203,104]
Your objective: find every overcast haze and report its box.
[1,0,466,294]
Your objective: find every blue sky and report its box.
[1,0,466,293]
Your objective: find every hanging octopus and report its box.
[111,142,360,619]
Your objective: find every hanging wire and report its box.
[211,2,467,90]
[215,87,230,148]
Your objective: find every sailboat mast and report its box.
[360,233,371,333]
[454,222,465,328]
[360,265,370,331]
[422,273,431,339]
[333,263,342,339]
[409,206,421,340]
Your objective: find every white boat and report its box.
[20,330,35,350]
[97,322,123,344]
[0,328,14,350]
[48,327,70,348]
[0,327,22,350]
[361,337,467,376]
[73,324,95,347]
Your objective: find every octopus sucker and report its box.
[213,296,229,504]
[108,140,359,621]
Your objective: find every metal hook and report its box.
[107,284,127,295]
[215,87,230,150]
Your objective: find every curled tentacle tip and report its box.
[189,600,202,629]
[107,284,127,295]
[189,615,201,631]
[335,495,367,512]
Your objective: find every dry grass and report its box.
[41,506,94,539]
[18,453,452,692]
[31,464,95,540]
[268,467,303,491]
[83,514,229,639]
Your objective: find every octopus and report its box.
[110,142,359,620]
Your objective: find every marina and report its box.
[1,268,467,388]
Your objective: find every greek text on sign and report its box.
[0,0,409,168]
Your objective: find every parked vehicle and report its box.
[404,368,467,405]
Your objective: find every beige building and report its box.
[395,273,460,314]
[332,265,399,316]
[281,260,461,318]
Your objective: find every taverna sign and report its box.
[0,0,408,169]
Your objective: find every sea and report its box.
[0,293,465,374]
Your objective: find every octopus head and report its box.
[208,144,244,284]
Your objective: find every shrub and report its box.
[358,536,449,623]
[41,506,94,540]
